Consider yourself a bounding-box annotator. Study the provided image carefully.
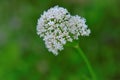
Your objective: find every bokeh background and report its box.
[0,0,120,80]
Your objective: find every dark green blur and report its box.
[0,0,120,80]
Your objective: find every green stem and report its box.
[74,45,96,80]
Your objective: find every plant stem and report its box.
[74,45,96,80]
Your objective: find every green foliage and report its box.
[0,0,120,80]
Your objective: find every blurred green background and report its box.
[0,0,120,80]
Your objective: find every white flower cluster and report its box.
[37,6,91,55]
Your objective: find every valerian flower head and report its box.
[37,6,91,55]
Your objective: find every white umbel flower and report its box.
[68,15,91,39]
[37,6,91,55]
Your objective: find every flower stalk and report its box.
[74,45,96,80]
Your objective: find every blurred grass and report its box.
[0,0,120,80]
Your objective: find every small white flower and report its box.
[37,5,91,55]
